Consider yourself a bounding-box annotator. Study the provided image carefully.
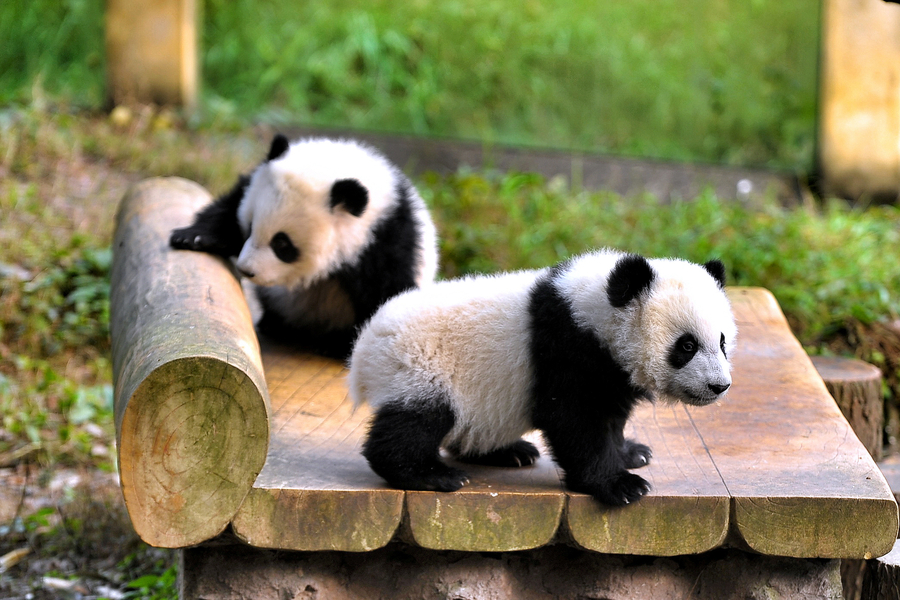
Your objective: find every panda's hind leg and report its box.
[362,399,469,492]
[453,439,540,468]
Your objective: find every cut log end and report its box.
[811,356,884,461]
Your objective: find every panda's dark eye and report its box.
[668,333,699,369]
[720,333,727,357]
[270,232,299,263]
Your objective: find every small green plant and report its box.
[121,564,178,600]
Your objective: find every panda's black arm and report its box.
[170,174,249,258]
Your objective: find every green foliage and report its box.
[0,1,819,169]
[0,0,105,107]
[0,356,113,466]
[426,171,900,343]
[1,246,111,356]
[203,0,819,169]
[121,564,178,600]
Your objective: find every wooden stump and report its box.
[860,539,900,600]
[106,0,199,107]
[811,356,884,461]
[110,178,271,548]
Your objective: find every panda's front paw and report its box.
[622,439,652,469]
[170,225,212,251]
[590,472,651,506]
[415,464,471,492]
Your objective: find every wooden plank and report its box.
[691,288,898,558]
[566,403,730,555]
[111,178,270,548]
[230,343,404,552]
[404,433,566,552]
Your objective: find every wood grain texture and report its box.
[230,343,404,551]
[694,288,897,558]
[860,539,900,600]
[566,403,730,555]
[404,433,566,552]
[111,178,270,548]
[812,355,884,460]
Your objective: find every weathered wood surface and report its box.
[811,355,884,460]
[860,539,900,600]
[689,289,896,558]
[231,287,898,557]
[111,177,270,548]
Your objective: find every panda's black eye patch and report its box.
[668,333,699,369]
[720,333,727,358]
[270,232,299,263]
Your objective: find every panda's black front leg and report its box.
[541,418,651,506]
[362,398,470,492]
[170,175,249,258]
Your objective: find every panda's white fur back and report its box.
[349,249,736,456]
[349,269,540,454]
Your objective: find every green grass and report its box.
[1,0,819,170]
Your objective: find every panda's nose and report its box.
[708,382,730,395]
[237,267,255,279]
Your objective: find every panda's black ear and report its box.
[703,259,726,289]
[607,254,655,308]
[267,134,290,161]
[330,179,368,217]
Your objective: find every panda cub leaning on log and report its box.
[349,250,737,506]
[170,134,438,358]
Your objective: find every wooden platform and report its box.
[221,287,897,559]
[110,179,899,598]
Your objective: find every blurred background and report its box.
[1,1,899,598]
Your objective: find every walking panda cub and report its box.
[348,249,736,506]
[170,134,438,358]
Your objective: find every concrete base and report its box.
[181,543,841,600]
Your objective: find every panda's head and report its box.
[234,135,395,289]
[605,253,737,406]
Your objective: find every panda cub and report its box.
[170,135,438,358]
[348,250,736,506]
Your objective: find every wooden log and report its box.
[111,177,270,548]
[106,0,198,107]
[819,0,900,201]
[860,539,900,600]
[811,356,884,461]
